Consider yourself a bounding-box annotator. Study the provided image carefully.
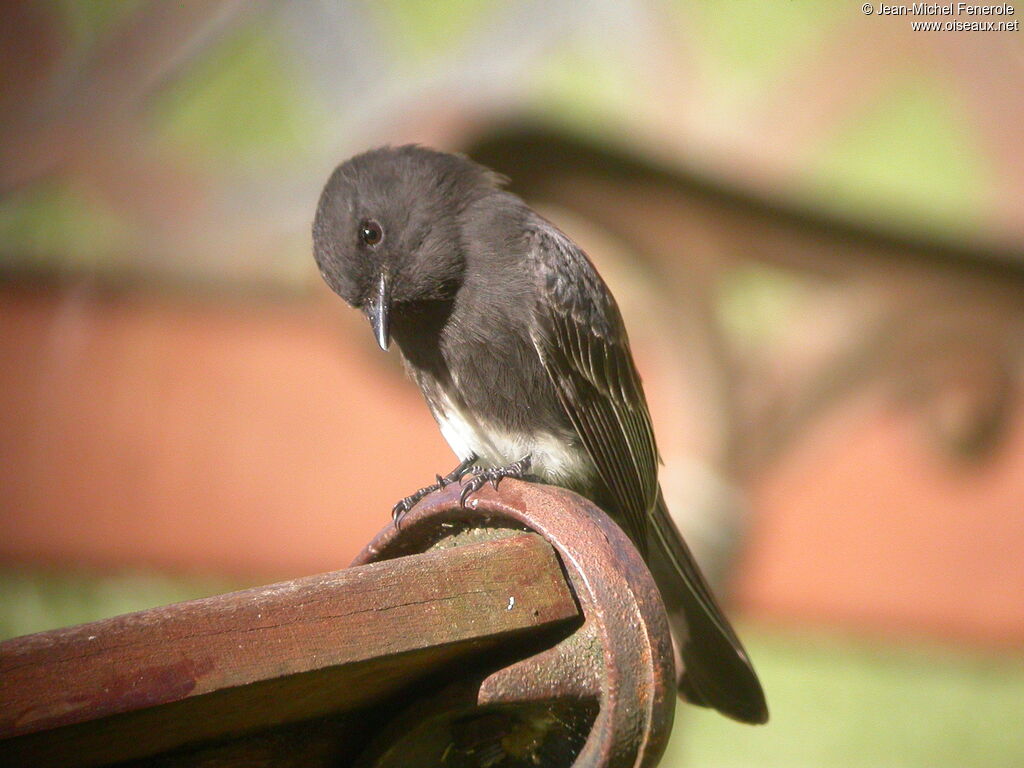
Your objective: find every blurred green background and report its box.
[1,0,1008,285]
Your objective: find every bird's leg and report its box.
[459,455,532,507]
[392,455,477,527]
[437,455,477,487]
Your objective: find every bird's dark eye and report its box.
[359,219,383,246]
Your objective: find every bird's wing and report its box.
[526,218,659,548]
[526,218,769,723]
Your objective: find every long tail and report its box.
[644,488,769,724]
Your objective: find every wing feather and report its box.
[526,220,658,548]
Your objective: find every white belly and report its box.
[432,393,590,485]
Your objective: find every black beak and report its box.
[368,271,391,351]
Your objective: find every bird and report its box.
[312,145,768,724]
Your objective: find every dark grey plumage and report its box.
[313,145,768,724]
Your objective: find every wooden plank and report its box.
[0,533,578,767]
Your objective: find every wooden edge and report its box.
[0,533,578,767]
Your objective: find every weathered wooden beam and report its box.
[0,533,578,767]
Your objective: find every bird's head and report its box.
[313,145,504,350]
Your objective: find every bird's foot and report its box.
[392,456,477,528]
[459,455,532,507]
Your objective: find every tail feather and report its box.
[645,489,768,724]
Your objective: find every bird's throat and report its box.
[389,299,456,378]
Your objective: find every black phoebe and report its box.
[313,145,768,724]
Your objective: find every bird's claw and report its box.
[458,456,532,508]
[391,456,478,529]
[392,488,431,529]
[391,479,448,529]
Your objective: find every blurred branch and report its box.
[467,124,1024,280]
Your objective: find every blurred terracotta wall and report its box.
[2,282,1022,647]
[0,282,449,576]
